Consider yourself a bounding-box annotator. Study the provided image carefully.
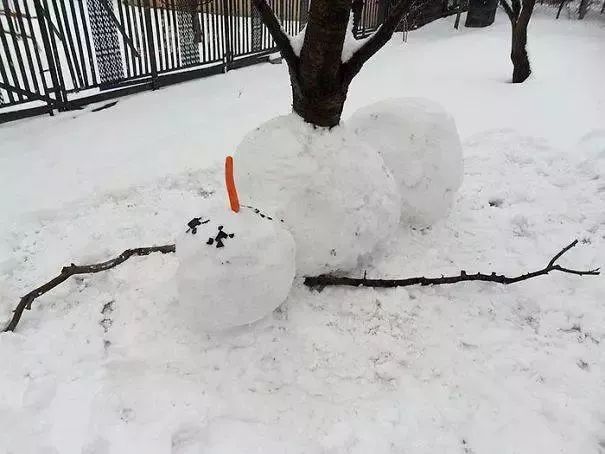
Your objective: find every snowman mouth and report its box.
[241,204,285,223]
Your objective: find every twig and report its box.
[3,245,175,332]
[304,240,600,291]
[4,240,599,332]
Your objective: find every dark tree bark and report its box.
[352,0,365,36]
[501,0,536,83]
[578,0,589,19]
[293,0,351,127]
[252,0,418,127]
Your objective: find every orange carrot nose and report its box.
[225,156,240,213]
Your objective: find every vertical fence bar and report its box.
[151,0,161,70]
[223,0,232,69]
[169,1,176,68]
[23,0,48,94]
[0,35,16,103]
[143,0,158,86]
[161,7,169,70]
[126,1,139,75]
[199,4,206,62]
[170,0,179,67]
[12,0,39,93]
[0,6,21,101]
[129,1,142,75]
[67,0,89,86]
[41,0,66,97]
[33,0,63,108]
[2,0,29,96]
[49,0,80,89]
[124,1,138,75]
[117,0,131,78]
[78,0,98,85]
[57,0,85,88]
[136,0,149,74]
[211,0,218,61]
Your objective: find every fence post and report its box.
[221,0,233,72]
[32,0,64,113]
[143,0,159,88]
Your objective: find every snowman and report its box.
[175,157,296,332]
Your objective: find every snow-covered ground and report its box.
[1,7,605,454]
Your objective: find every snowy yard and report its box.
[1,7,605,453]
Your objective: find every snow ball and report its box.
[348,98,464,227]
[235,114,401,275]
[175,202,295,332]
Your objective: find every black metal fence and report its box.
[0,0,456,123]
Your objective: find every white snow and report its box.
[341,13,371,62]
[235,114,401,274]
[349,97,464,227]
[288,26,306,56]
[175,201,296,332]
[1,8,605,454]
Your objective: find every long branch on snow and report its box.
[304,240,600,290]
[3,240,599,332]
[3,245,175,332]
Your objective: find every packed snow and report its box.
[236,114,401,274]
[288,25,306,56]
[349,97,464,227]
[175,201,296,332]
[341,14,371,62]
[1,7,605,454]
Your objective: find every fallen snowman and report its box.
[175,98,464,332]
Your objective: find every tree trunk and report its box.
[292,0,352,127]
[510,23,530,83]
[578,0,589,18]
[508,0,536,83]
[252,0,416,127]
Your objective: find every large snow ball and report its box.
[175,203,296,332]
[235,114,401,275]
[348,98,464,227]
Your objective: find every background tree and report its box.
[500,0,537,83]
[252,0,425,127]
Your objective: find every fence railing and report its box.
[0,0,458,123]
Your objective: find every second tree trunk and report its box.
[510,23,531,83]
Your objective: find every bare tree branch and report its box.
[304,240,600,290]
[518,0,537,27]
[5,240,598,332]
[500,0,516,22]
[511,0,522,18]
[342,0,422,82]
[3,245,175,332]
[251,0,298,67]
